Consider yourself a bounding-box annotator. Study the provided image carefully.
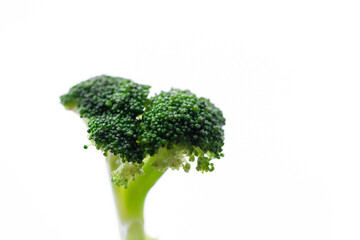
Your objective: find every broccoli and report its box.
[60,75,225,240]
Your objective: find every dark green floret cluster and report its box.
[140,89,225,172]
[60,75,225,185]
[60,75,149,163]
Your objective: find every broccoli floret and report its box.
[61,75,150,163]
[60,75,225,240]
[139,89,225,173]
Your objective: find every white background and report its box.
[1,1,360,239]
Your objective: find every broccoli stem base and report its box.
[107,155,165,240]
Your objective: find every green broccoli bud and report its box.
[61,75,150,165]
[140,89,225,173]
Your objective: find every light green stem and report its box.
[107,155,165,240]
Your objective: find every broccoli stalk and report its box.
[60,75,225,240]
[107,154,164,240]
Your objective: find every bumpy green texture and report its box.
[60,75,150,118]
[60,75,225,187]
[87,114,145,163]
[140,89,225,173]
[60,75,150,163]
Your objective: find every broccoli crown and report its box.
[61,76,225,187]
[60,75,150,163]
[140,89,225,172]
